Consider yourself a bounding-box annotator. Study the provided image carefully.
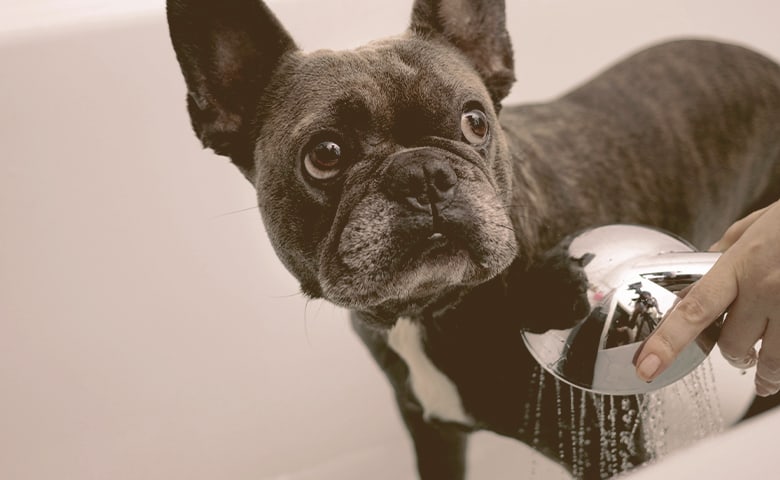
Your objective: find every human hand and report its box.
[634,200,780,396]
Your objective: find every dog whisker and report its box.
[488,221,518,234]
[303,298,314,348]
[210,205,259,219]
[268,291,305,299]
[303,297,332,347]
[500,203,529,217]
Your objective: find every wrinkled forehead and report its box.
[273,37,491,138]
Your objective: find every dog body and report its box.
[168,0,780,477]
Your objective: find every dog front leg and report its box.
[397,399,469,480]
[352,315,470,479]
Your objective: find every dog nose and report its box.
[381,151,458,213]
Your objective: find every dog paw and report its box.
[512,241,591,333]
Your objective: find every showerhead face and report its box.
[522,225,723,395]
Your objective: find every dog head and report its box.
[168,0,523,324]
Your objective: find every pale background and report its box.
[1,1,779,479]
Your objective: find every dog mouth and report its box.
[320,214,513,310]
[409,232,457,260]
[371,230,476,306]
[402,230,493,272]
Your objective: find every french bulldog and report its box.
[167,0,780,477]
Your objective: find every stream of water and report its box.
[524,358,723,479]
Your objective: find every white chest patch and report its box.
[387,317,473,425]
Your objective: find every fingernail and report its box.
[755,377,780,397]
[756,384,772,397]
[724,352,758,369]
[722,347,758,369]
[637,353,662,382]
[632,340,650,366]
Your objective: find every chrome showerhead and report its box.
[522,225,723,395]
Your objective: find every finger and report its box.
[710,203,773,252]
[717,293,766,369]
[675,283,694,299]
[755,320,780,397]
[634,260,738,382]
[716,253,773,368]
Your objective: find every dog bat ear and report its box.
[410,0,515,105]
[167,0,296,174]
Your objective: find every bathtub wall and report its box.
[1,1,779,479]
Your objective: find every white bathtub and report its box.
[1,1,779,479]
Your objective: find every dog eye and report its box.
[304,141,343,180]
[461,110,489,145]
